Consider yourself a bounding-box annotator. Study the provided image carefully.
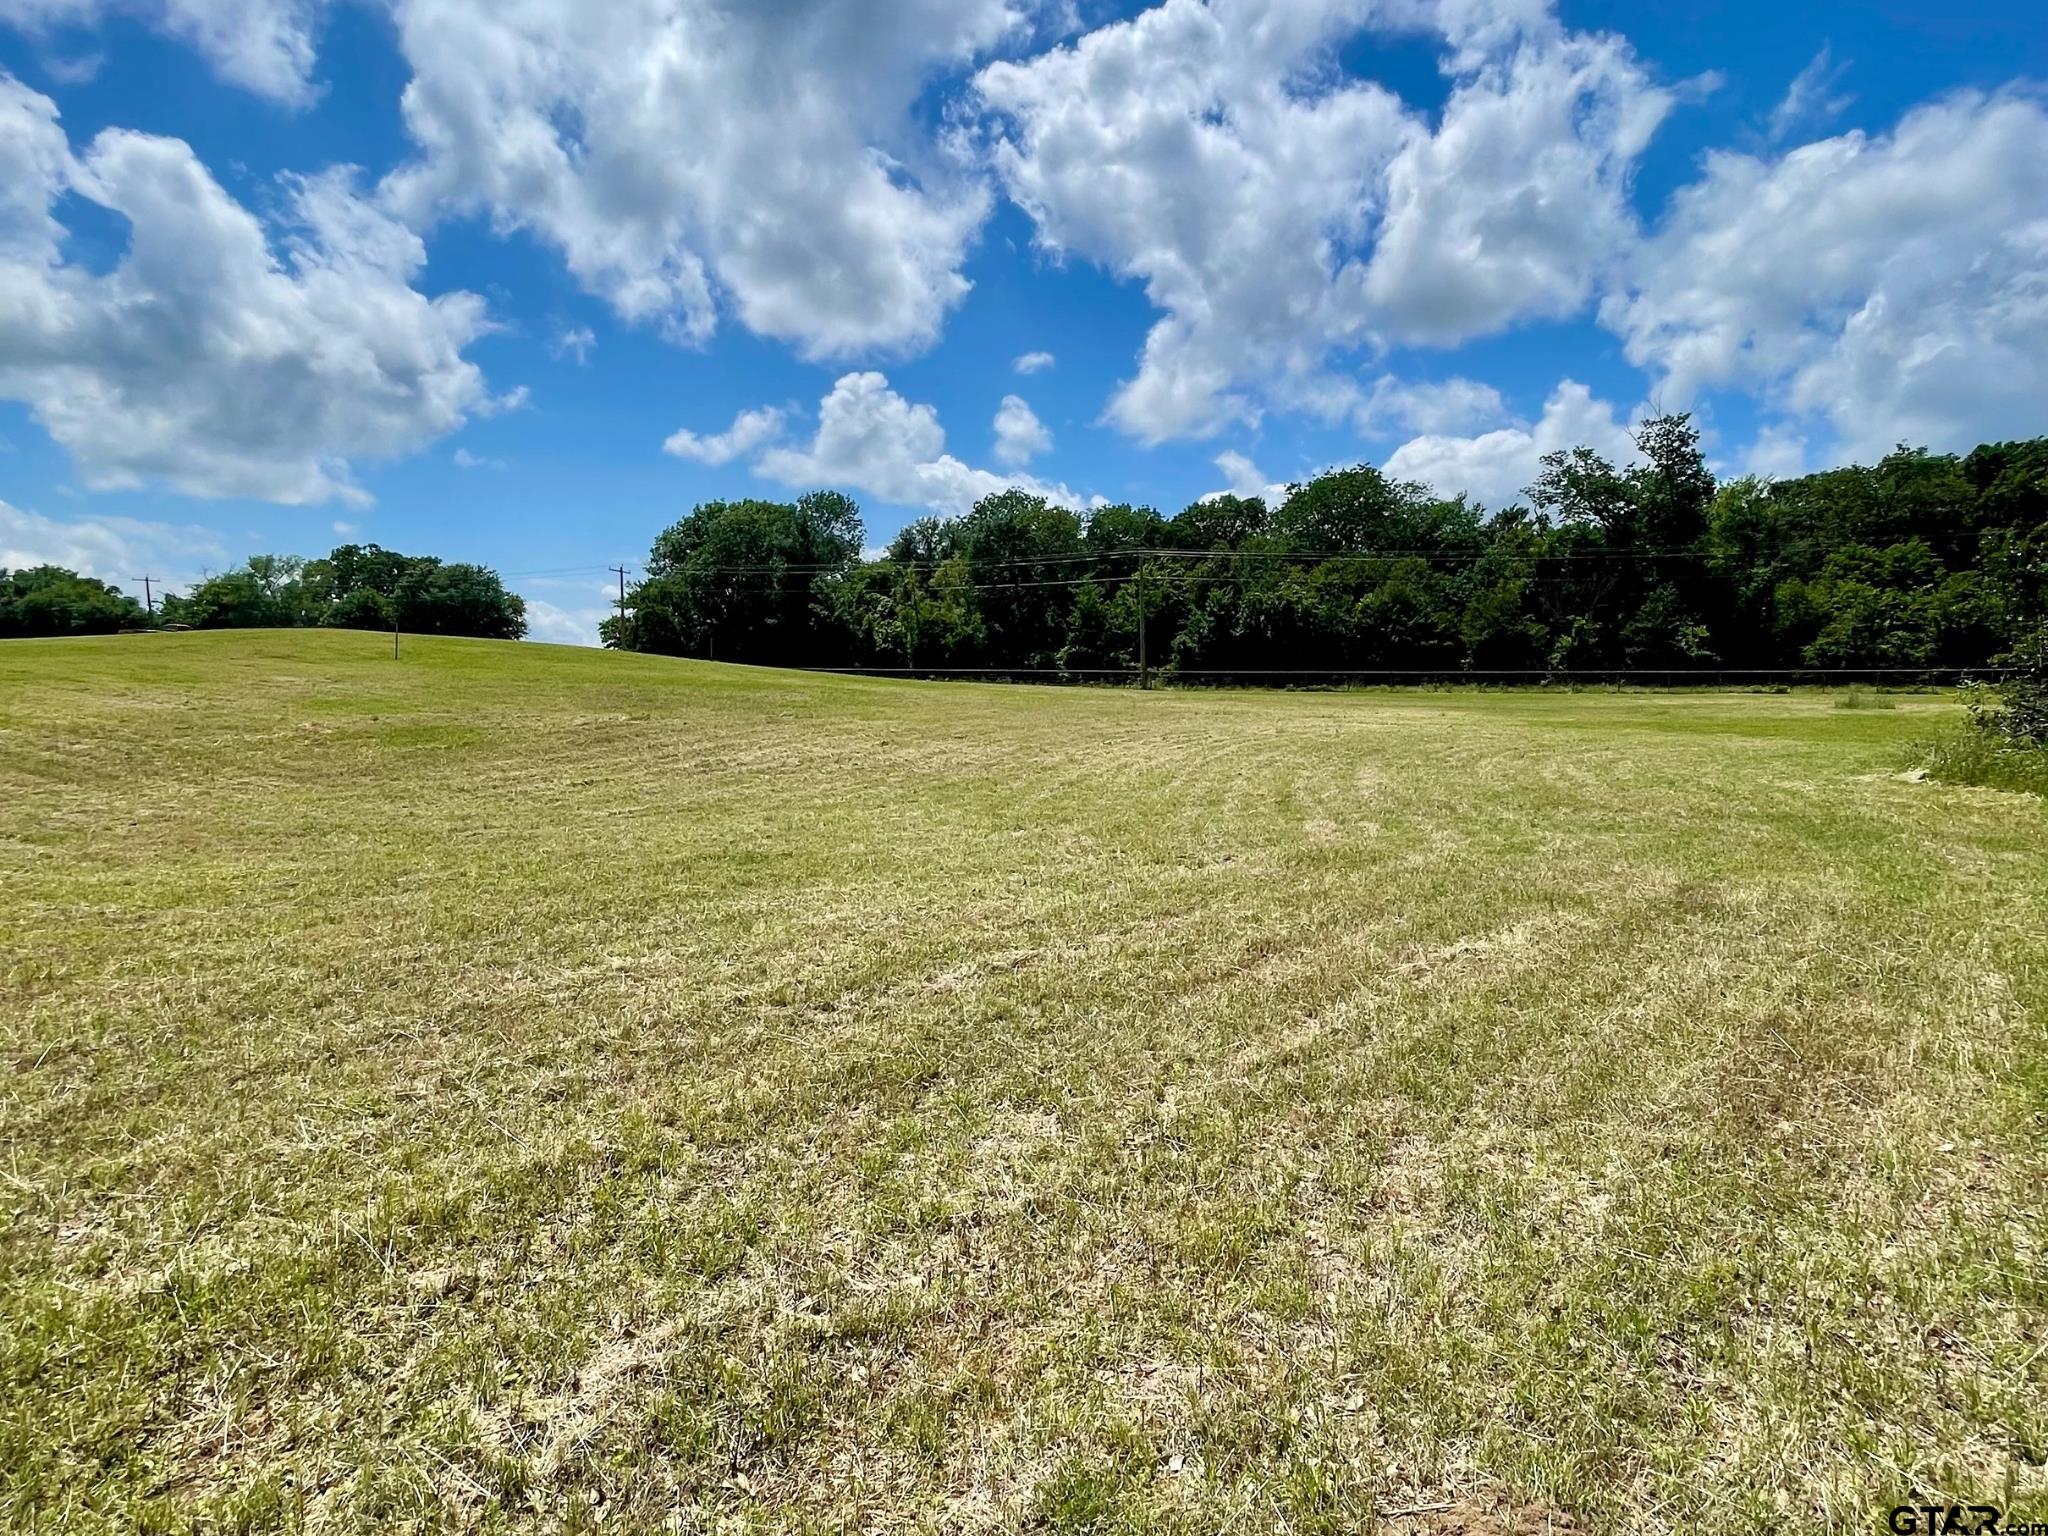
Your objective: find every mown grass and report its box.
[2,630,2044,1535]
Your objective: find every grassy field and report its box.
[3,631,2044,1535]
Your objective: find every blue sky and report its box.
[1,0,2044,643]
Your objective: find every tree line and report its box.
[0,544,526,641]
[7,419,2043,685]
[605,419,2048,682]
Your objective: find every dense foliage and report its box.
[1932,462,2048,788]
[164,545,527,640]
[612,421,2048,682]
[609,493,862,663]
[2,544,527,644]
[0,566,147,638]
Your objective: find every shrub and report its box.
[1966,625,2048,746]
[1921,626,2048,793]
[1919,722,2048,796]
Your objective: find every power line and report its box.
[497,514,2029,587]
[130,575,157,615]
[560,535,2015,581]
[805,664,2007,680]
[499,563,621,580]
[561,563,1958,599]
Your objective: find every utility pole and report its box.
[610,565,631,649]
[131,576,157,616]
[904,568,920,675]
[1136,562,1150,690]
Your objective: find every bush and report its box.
[1966,626,2048,746]
[1921,629,2048,793]
[1919,722,2048,795]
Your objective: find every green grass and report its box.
[1920,723,2048,797]
[3,630,2044,1535]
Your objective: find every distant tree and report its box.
[1524,414,1721,671]
[885,517,957,571]
[1627,414,1717,549]
[176,556,316,629]
[306,543,524,639]
[0,567,147,638]
[1528,447,1636,537]
[166,545,524,639]
[618,493,863,662]
[401,562,526,639]
[1168,493,1269,550]
[1273,466,1421,554]
[1084,503,1167,555]
[955,490,1086,671]
[327,588,396,631]
[1984,623,2048,744]
[315,544,419,612]
[1620,585,1716,669]
[1458,511,1550,671]
[607,430,2048,685]
[1972,497,2048,744]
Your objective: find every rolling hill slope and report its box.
[2,631,2043,1533]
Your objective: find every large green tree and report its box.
[605,429,2048,686]
[614,493,863,662]
[166,546,525,639]
[0,567,147,638]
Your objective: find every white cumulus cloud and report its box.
[1210,449,1291,503]
[10,0,1053,360]
[14,0,2042,485]
[992,394,1051,466]
[1382,380,1636,507]
[0,0,325,103]
[0,76,494,506]
[1359,375,1512,436]
[977,0,1669,443]
[523,595,609,647]
[1604,89,2048,464]
[1740,424,1812,482]
[756,371,1083,516]
[1361,11,1671,348]
[663,406,787,466]
[378,0,1048,361]
[0,497,225,588]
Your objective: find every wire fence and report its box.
[799,664,2008,689]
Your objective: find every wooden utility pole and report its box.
[904,568,920,674]
[1137,562,1150,690]
[131,576,157,615]
[610,565,631,648]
